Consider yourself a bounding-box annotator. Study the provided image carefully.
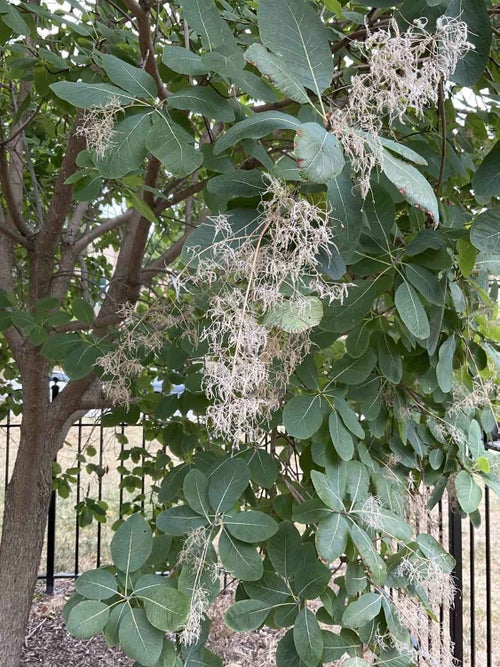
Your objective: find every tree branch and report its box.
[140,231,191,283]
[73,209,134,255]
[122,0,170,100]
[0,149,31,238]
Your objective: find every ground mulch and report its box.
[21,582,281,666]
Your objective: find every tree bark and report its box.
[0,350,78,667]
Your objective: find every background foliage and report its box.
[0,0,499,666]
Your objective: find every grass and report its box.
[1,412,499,664]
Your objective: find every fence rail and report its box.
[0,399,498,666]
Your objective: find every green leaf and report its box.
[416,534,455,573]
[50,81,133,108]
[349,523,386,585]
[294,123,345,183]
[327,170,363,263]
[63,341,102,380]
[143,587,190,632]
[208,457,250,513]
[329,411,354,461]
[244,44,310,105]
[146,111,202,177]
[403,264,444,306]
[96,113,151,179]
[72,298,95,325]
[66,600,110,639]
[330,349,377,385]
[244,449,279,489]
[41,332,81,361]
[472,141,500,201]
[179,0,238,53]
[322,629,363,662]
[218,530,263,581]
[156,506,208,536]
[359,506,413,542]
[214,111,301,155]
[345,461,370,506]
[455,470,482,514]
[293,608,323,667]
[342,593,382,628]
[224,599,271,632]
[267,522,303,579]
[311,469,345,512]
[168,87,235,122]
[183,469,211,517]
[377,335,402,384]
[244,571,291,606]
[381,149,439,225]
[100,54,157,99]
[119,607,164,666]
[316,513,349,562]
[162,46,210,75]
[322,278,390,333]
[207,169,265,202]
[436,335,456,393]
[224,510,278,543]
[75,568,117,600]
[258,0,333,97]
[394,282,430,340]
[333,397,365,439]
[110,513,153,573]
[448,0,491,87]
[283,395,324,439]
[277,629,308,667]
[470,209,500,254]
[264,297,323,333]
[0,0,29,35]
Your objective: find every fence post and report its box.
[449,506,464,665]
[45,380,60,595]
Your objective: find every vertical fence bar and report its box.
[449,506,463,665]
[74,419,82,578]
[469,522,475,667]
[45,381,60,595]
[485,485,492,667]
[97,419,104,568]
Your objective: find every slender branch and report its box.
[122,0,170,100]
[73,209,133,255]
[0,150,31,238]
[154,179,208,215]
[0,102,43,148]
[0,218,27,245]
[140,231,191,283]
[23,140,45,227]
[435,79,446,196]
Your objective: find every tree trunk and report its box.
[0,410,69,666]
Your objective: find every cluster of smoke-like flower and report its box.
[183,178,350,443]
[449,378,498,416]
[99,301,177,406]
[329,16,473,195]
[392,555,456,667]
[177,526,221,645]
[75,95,123,158]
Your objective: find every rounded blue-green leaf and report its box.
[455,470,482,514]
[294,123,345,183]
[293,607,323,667]
[394,282,430,340]
[208,457,250,513]
[110,513,153,573]
[156,505,208,536]
[143,586,190,632]
[75,568,117,600]
[66,600,110,639]
[342,593,382,628]
[224,510,278,543]
[283,395,323,439]
[218,530,263,581]
[224,599,271,632]
[118,606,163,666]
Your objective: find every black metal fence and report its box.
[0,398,498,666]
